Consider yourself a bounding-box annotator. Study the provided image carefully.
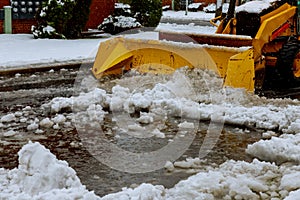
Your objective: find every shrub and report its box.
[173,0,181,11]
[131,0,162,27]
[98,3,141,35]
[32,0,92,39]
[98,0,162,35]
[98,15,141,35]
[66,0,93,39]
[118,0,132,4]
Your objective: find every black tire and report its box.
[264,37,300,89]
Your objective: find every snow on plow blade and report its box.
[92,36,255,91]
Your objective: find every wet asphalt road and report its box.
[0,65,263,196]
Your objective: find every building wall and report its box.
[0,20,3,34]
[0,0,115,34]
[13,19,37,33]
[0,0,10,9]
[86,0,115,29]
[163,0,172,6]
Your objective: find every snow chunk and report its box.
[280,172,300,191]
[27,122,39,131]
[178,121,195,129]
[43,88,108,113]
[35,129,44,134]
[285,189,300,200]
[164,161,175,172]
[174,157,201,169]
[39,117,54,128]
[1,113,16,123]
[23,106,32,111]
[3,130,17,137]
[110,85,130,112]
[262,130,277,139]
[51,114,66,124]
[136,112,154,124]
[86,104,107,122]
[151,128,165,138]
[43,25,55,35]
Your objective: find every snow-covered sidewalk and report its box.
[0,34,103,72]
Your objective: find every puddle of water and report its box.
[0,121,261,196]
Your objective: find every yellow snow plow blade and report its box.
[92,36,255,91]
[224,48,255,91]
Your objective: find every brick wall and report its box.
[0,21,3,34]
[0,0,10,9]
[86,0,115,29]
[0,18,37,34]
[13,19,37,34]
[194,0,216,4]
[163,0,172,6]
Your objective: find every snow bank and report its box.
[3,141,300,199]
[102,159,300,199]
[247,133,300,164]
[0,141,99,200]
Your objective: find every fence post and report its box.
[4,6,12,34]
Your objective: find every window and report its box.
[11,0,43,19]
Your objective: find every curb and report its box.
[0,60,94,76]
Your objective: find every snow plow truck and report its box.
[92,0,300,93]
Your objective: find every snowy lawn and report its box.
[0,34,103,71]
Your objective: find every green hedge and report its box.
[32,0,92,39]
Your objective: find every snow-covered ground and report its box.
[0,34,103,71]
[1,8,300,200]
[162,10,215,21]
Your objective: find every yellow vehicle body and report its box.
[92,2,299,92]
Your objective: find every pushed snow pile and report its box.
[0,141,99,200]
[247,133,300,164]
[40,68,300,135]
[102,159,300,199]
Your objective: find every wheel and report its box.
[263,37,300,89]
